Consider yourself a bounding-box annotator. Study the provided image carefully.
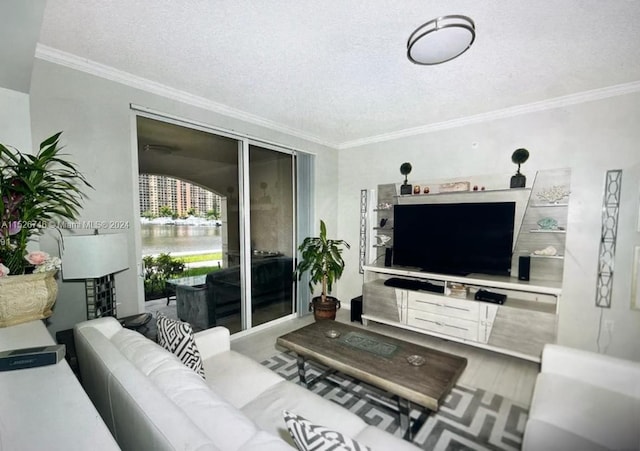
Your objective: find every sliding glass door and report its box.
[246,144,295,327]
[136,112,299,334]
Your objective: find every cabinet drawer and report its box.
[407,309,479,341]
[407,292,479,321]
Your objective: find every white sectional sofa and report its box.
[523,344,640,451]
[74,317,420,451]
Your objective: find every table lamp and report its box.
[62,232,129,319]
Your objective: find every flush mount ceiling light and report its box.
[407,15,475,65]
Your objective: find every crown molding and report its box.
[338,80,640,149]
[35,45,640,151]
[34,44,338,149]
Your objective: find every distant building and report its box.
[139,174,221,216]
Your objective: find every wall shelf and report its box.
[529,229,566,234]
[394,187,530,198]
[530,203,569,208]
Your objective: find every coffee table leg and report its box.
[397,397,413,440]
[296,355,308,387]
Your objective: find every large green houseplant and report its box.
[0,132,92,327]
[0,132,92,275]
[294,220,350,320]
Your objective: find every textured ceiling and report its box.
[35,0,640,147]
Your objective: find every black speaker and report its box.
[518,256,531,281]
[350,296,363,323]
[384,248,393,267]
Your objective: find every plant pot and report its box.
[0,272,58,327]
[311,296,340,321]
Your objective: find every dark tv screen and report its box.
[392,202,516,276]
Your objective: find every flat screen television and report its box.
[392,202,516,276]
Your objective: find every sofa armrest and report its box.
[194,326,231,360]
[541,344,640,399]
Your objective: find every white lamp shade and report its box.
[62,233,130,279]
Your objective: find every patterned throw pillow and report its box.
[156,313,205,378]
[283,410,370,451]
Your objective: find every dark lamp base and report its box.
[510,173,526,188]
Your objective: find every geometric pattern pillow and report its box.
[156,313,205,378]
[283,410,370,451]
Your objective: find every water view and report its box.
[141,224,223,256]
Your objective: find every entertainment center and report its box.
[362,169,570,362]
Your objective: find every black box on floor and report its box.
[350,295,363,323]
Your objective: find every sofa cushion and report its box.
[283,410,370,451]
[241,380,367,446]
[201,349,285,408]
[156,313,205,378]
[528,372,640,450]
[111,328,266,451]
[522,419,609,451]
[238,431,296,451]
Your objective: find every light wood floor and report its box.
[231,309,540,407]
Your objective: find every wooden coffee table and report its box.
[277,321,467,439]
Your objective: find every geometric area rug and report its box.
[261,351,528,451]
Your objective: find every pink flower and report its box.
[8,220,21,235]
[25,251,50,266]
[0,263,9,277]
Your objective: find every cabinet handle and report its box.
[445,305,471,312]
[415,300,441,307]
[444,323,469,331]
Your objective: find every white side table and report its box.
[0,320,120,450]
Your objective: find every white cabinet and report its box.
[362,264,560,362]
[406,291,498,343]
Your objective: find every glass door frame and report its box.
[240,139,298,331]
[130,104,304,333]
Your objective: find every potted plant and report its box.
[0,132,92,326]
[294,220,350,320]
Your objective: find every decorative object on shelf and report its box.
[379,218,388,228]
[375,235,391,246]
[534,246,558,256]
[448,283,468,299]
[407,15,475,65]
[423,186,430,194]
[0,132,92,276]
[294,220,350,321]
[400,162,412,195]
[536,185,570,204]
[537,217,559,230]
[510,148,529,188]
[376,202,392,210]
[439,181,470,192]
[413,185,421,194]
[62,232,129,319]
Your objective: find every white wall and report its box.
[337,92,640,361]
[0,86,33,151]
[29,59,338,335]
